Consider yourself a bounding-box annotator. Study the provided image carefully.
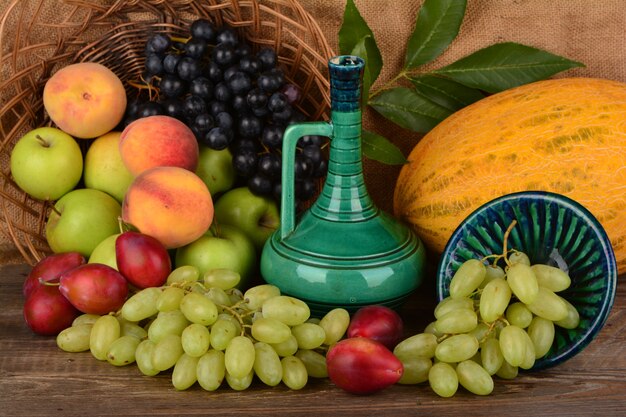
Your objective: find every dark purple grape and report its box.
[163,54,181,74]
[216,27,239,46]
[268,92,289,113]
[209,100,230,116]
[184,37,208,59]
[257,153,282,178]
[235,43,252,57]
[190,19,216,42]
[183,95,208,120]
[248,173,273,196]
[223,65,239,81]
[212,44,237,67]
[159,74,187,98]
[294,154,313,179]
[301,145,323,166]
[299,135,324,147]
[146,33,171,55]
[247,88,268,109]
[228,72,252,95]
[137,101,165,118]
[177,56,202,81]
[258,71,282,93]
[214,82,232,102]
[214,111,234,130]
[145,54,164,76]
[160,98,186,120]
[272,105,293,124]
[189,77,214,100]
[252,106,270,118]
[233,149,258,177]
[232,95,250,115]
[194,113,215,132]
[312,158,328,178]
[296,178,317,200]
[257,47,277,70]
[238,115,262,138]
[261,125,284,148]
[206,61,223,83]
[204,126,233,150]
[239,56,261,75]
[281,83,301,104]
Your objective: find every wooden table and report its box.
[1,263,624,417]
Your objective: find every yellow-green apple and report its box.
[195,145,235,196]
[43,62,126,139]
[213,187,279,251]
[119,115,199,176]
[84,131,134,203]
[175,224,256,288]
[46,188,122,257]
[10,126,83,201]
[88,233,120,270]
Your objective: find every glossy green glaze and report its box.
[260,56,426,316]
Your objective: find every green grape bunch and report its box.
[55,265,350,392]
[393,220,580,397]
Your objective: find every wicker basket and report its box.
[0,0,334,265]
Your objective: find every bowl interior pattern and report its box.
[436,191,617,370]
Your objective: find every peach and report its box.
[122,166,213,249]
[119,115,199,176]
[43,62,126,139]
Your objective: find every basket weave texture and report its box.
[0,0,334,265]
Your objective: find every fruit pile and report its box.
[124,19,328,204]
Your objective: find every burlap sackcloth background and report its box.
[1,0,625,264]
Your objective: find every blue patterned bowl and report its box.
[436,191,617,370]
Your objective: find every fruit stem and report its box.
[38,277,60,286]
[502,220,518,267]
[35,134,50,148]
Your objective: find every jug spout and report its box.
[260,55,427,316]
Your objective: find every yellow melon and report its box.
[393,78,626,274]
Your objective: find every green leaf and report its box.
[339,0,373,53]
[405,0,467,69]
[351,35,383,105]
[433,42,585,93]
[369,87,453,133]
[409,74,484,111]
[362,130,407,165]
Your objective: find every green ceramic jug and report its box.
[260,55,426,315]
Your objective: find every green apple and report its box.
[10,126,83,201]
[46,188,122,258]
[88,233,120,270]
[175,224,256,288]
[213,187,280,251]
[84,131,134,203]
[195,145,235,197]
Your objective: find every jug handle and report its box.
[279,120,333,240]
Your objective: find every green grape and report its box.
[434,296,474,320]
[167,265,200,285]
[281,355,308,390]
[480,338,504,375]
[226,369,254,391]
[89,314,120,361]
[397,356,431,385]
[456,360,494,396]
[243,284,281,311]
[295,349,328,378]
[527,316,555,358]
[479,278,512,322]
[448,259,486,299]
[203,268,241,290]
[121,287,161,322]
[393,333,438,360]
[205,287,232,311]
[291,323,326,350]
[152,334,184,371]
[106,335,140,366]
[251,317,291,344]
[306,317,321,325]
[519,331,536,370]
[72,313,100,327]
[270,334,299,357]
[435,309,478,334]
[480,264,506,288]
[531,264,571,292]
[526,287,568,321]
[156,286,186,312]
[135,339,160,376]
[217,312,242,334]
[227,288,244,306]
[210,318,239,351]
[428,362,458,398]
[118,318,148,340]
[505,302,533,329]
[224,335,255,378]
[554,296,580,329]
[435,334,479,363]
[196,349,225,391]
[57,323,92,352]
[468,322,493,343]
[498,325,527,367]
[181,323,211,357]
[172,353,199,391]
[180,292,219,326]
[147,310,190,343]
[319,308,350,345]
[424,321,444,338]
[506,263,539,304]
[508,251,531,266]
[495,360,518,379]
[253,342,283,386]
[262,295,310,326]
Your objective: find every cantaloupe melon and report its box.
[393,78,626,274]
